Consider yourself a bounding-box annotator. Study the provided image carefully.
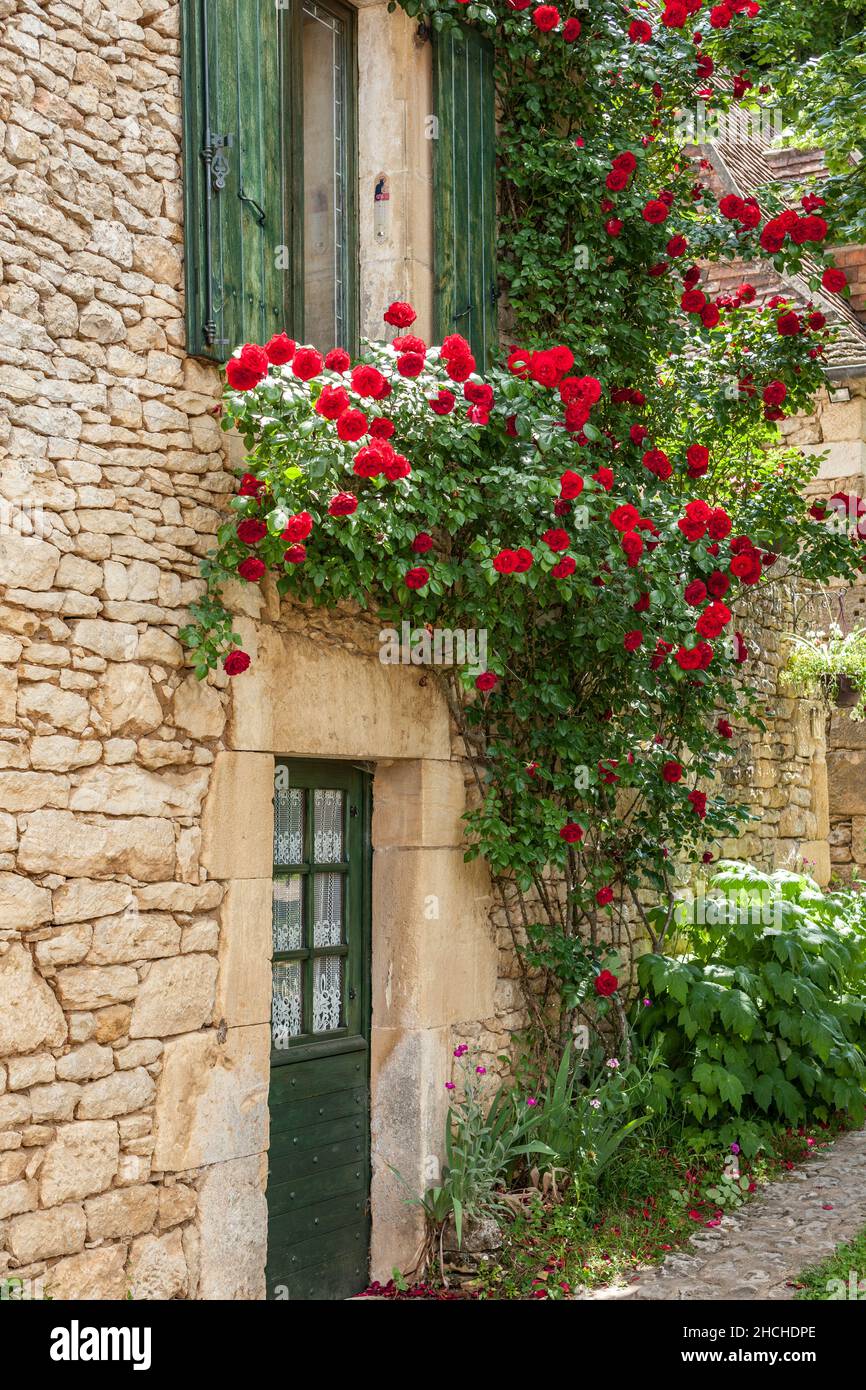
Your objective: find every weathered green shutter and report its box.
[181,0,296,360]
[433,25,498,367]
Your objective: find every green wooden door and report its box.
[433,24,498,368]
[266,761,372,1301]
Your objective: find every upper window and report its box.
[181,0,357,361]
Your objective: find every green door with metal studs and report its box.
[266,761,372,1301]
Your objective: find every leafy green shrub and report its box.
[636,862,866,1152]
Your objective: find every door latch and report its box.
[208,132,233,192]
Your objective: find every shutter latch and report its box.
[208,132,233,192]
[239,188,267,227]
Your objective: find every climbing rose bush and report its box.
[183,0,863,1061]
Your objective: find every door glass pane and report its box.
[303,0,347,349]
[313,788,344,862]
[274,784,303,864]
[313,872,343,947]
[272,960,302,1046]
[312,954,343,1033]
[273,877,303,952]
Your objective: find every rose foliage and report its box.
[183,0,864,1062]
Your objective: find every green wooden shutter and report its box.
[181,0,297,360]
[433,25,498,368]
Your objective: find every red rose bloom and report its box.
[629,18,652,41]
[393,334,427,355]
[532,4,560,32]
[384,301,416,328]
[595,887,615,908]
[681,289,706,314]
[701,304,721,328]
[282,511,313,542]
[624,629,644,652]
[642,199,670,224]
[369,417,395,440]
[822,267,847,293]
[717,718,733,738]
[324,348,351,373]
[292,346,324,381]
[606,167,631,192]
[238,556,265,583]
[351,364,386,398]
[441,333,472,361]
[223,649,251,676]
[667,234,688,257]
[328,492,358,517]
[560,470,584,500]
[316,384,350,420]
[633,592,650,613]
[404,566,429,590]
[696,601,732,639]
[284,544,306,564]
[662,761,683,783]
[605,218,624,238]
[397,352,425,378]
[593,467,614,491]
[411,533,434,554]
[239,473,265,497]
[622,531,644,567]
[610,504,640,533]
[762,380,787,407]
[237,518,267,546]
[429,388,456,415]
[562,17,581,40]
[594,968,618,995]
[226,343,269,391]
[445,353,475,383]
[541,528,570,552]
[265,332,296,366]
[493,549,520,575]
[707,508,732,541]
[642,448,672,480]
[684,579,707,606]
[560,821,584,844]
[475,671,498,692]
[730,551,762,584]
[777,311,802,337]
[334,409,367,444]
[688,789,708,818]
[552,555,576,579]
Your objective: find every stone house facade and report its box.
[0,0,863,1302]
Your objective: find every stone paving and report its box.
[576,1126,866,1301]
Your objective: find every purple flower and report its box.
[526,1096,538,1107]
[475,1066,486,1075]
[642,997,652,1007]
[445,1082,455,1091]
[589,1097,601,1109]
[606,1057,620,1070]
[730,1142,740,1155]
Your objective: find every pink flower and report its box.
[526,1096,538,1107]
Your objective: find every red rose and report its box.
[284,544,306,565]
[238,473,265,497]
[328,492,358,517]
[622,531,644,567]
[629,18,652,41]
[594,968,618,995]
[475,671,498,692]
[662,761,683,783]
[730,551,762,584]
[445,353,475,383]
[552,555,576,579]
[237,556,265,583]
[605,218,624,238]
[762,381,787,407]
[237,518,267,546]
[532,4,560,32]
[733,631,749,663]
[265,333,296,366]
[611,504,640,533]
[822,267,847,294]
[351,364,387,398]
[717,718,733,738]
[707,508,732,541]
[633,592,650,613]
[404,566,429,590]
[560,470,584,500]
[642,448,672,480]
[666,234,688,257]
[718,194,744,220]
[292,346,324,380]
[384,453,411,481]
[316,384,350,420]
[397,352,425,378]
[411,533,434,554]
[696,600,732,639]
[282,511,313,542]
[593,467,614,491]
[681,289,706,314]
[606,167,631,192]
[688,789,707,818]
[393,334,427,355]
[541,528,570,552]
[777,311,801,337]
[642,199,670,224]
[324,348,351,373]
[630,424,648,445]
[223,649,251,676]
[493,549,520,575]
[686,444,710,477]
[370,417,395,440]
[441,333,472,361]
[429,388,456,415]
[560,821,584,844]
[226,343,269,391]
[684,579,707,606]
[624,629,644,652]
[563,17,581,40]
[384,301,416,328]
[701,304,721,328]
[709,4,732,27]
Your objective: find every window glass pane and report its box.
[313,872,343,947]
[274,784,303,864]
[313,788,344,862]
[302,1,347,349]
[312,954,343,1033]
[272,960,302,1046]
[272,877,303,952]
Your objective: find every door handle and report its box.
[239,189,266,227]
